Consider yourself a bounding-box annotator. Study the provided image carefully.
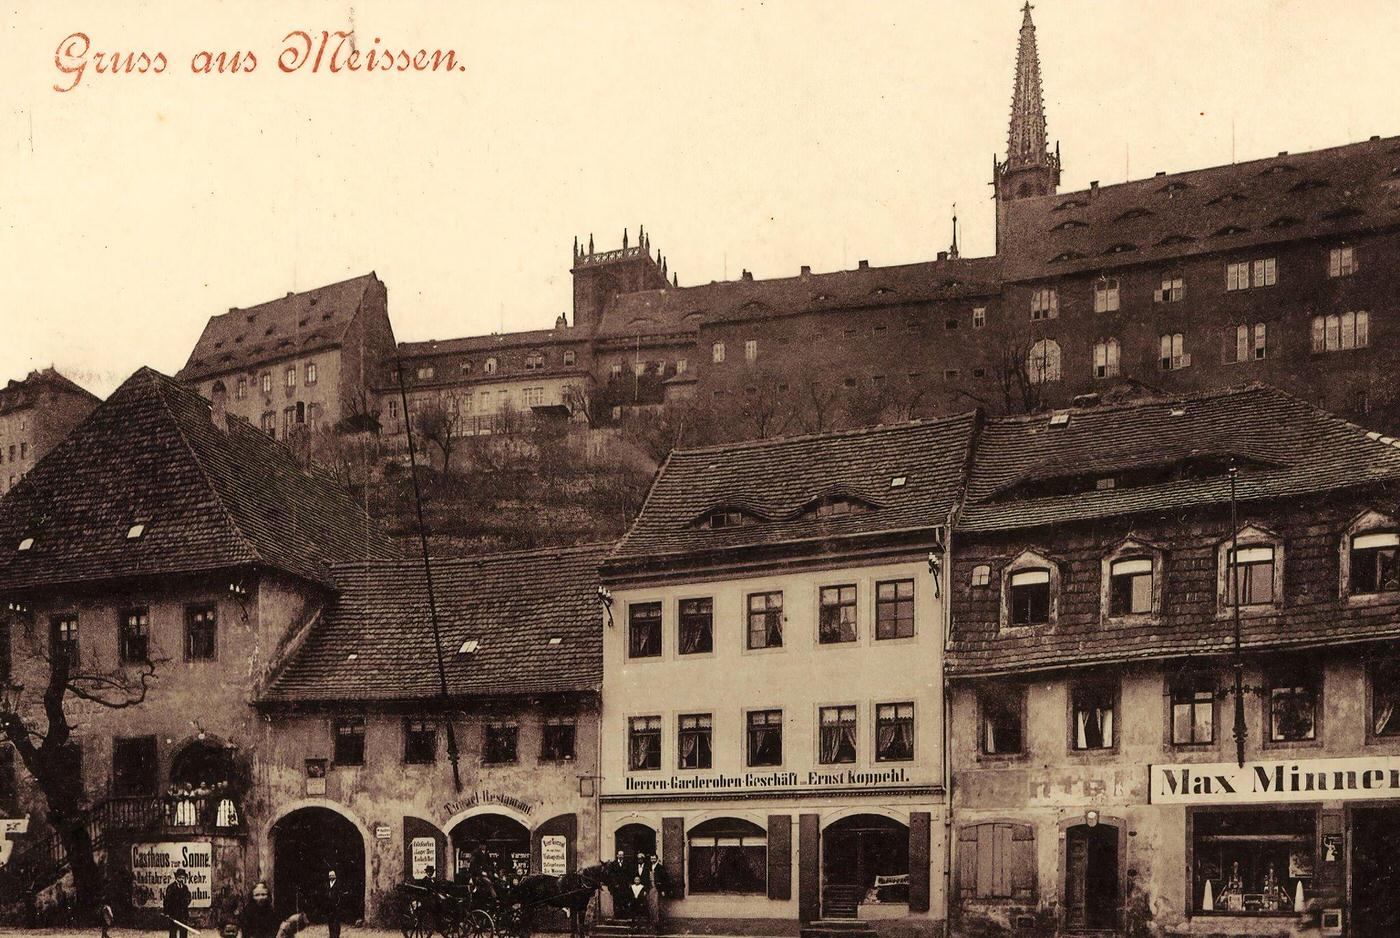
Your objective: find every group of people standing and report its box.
[158,869,347,938]
[604,850,671,928]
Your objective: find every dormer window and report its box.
[805,496,871,520]
[1009,570,1050,625]
[1054,198,1089,211]
[1051,219,1089,232]
[1219,526,1284,613]
[1350,533,1399,594]
[484,357,498,374]
[1115,207,1153,222]
[698,508,758,530]
[1108,558,1153,616]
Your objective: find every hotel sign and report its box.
[1150,756,1400,805]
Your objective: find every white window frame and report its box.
[712,342,726,363]
[1093,339,1120,379]
[1030,287,1058,320]
[1093,278,1120,313]
[1329,245,1357,278]
[1027,339,1061,384]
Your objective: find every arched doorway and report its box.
[271,807,366,920]
[821,815,909,917]
[614,823,657,860]
[1064,823,1119,931]
[451,813,531,881]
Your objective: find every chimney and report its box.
[1089,180,1100,197]
[1155,171,1166,177]
[741,270,753,281]
[858,260,869,270]
[937,251,948,261]
[210,381,229,432]
[800,265,811,278]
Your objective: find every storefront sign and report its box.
[410,837,437,879]
[442,790,535,818]
[540,834,567,876]
[0,817,29,867]
[620,766,916,795]
[375,824,392,840]
[1151,756,1400,805]
[131,842,213,909]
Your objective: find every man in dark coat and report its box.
[163,868,193,938]
[604,849,631,918]
[323,870,345,938]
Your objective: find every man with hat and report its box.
[162,868,193,938]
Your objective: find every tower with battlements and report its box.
[570,227,673,334]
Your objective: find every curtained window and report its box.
[1268,670,1318,742]
[333,717,365,766]
[819,586,858,644]
[747,592,783,649]
[628,602,662,658]
[679,598,714,654]
[629,716,662,770]
[819,706,858,764]
[981,687,1024,755]
[185,606,217,661]
[876,703,915,762]
[678,714,712,769]
[688,818,767,894]
[746,710,783,766]
[1071,680,1116,751]
[1371,660,1400,737]
[119,607,150,664]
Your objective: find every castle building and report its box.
[177,274,397,439]
[0,368,100,495]
[173,7,1400,443]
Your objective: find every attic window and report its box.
[1158,234,1197,246]
[1212,224,1251,237]
[1322,205,1365,221]
[890,476,907,489]
[16,537,33,552]
[1289,178,1329,193]
[234,336,244,344]
[1048,412,1070,428]
[1051,250,1087,263]
[1103,242,1138,254]
[458,639,480,655]
[805,496,871,520]
[126,523,146,540]
[1054,198,1089,211]
[971,565,991,587]
[871,286,895,296]
[699,508,759,530]
[297,318,309,327]
[264,326,275,336]
[1264,215,1301,229]
[1260,163,1297,175]
[1158,181,1193,193]
[213,341,224,349]
[1208,192,1250,206]
[322,312,333,321]
[346,653,358,661]
[1052,219,1089,231]
[547,637,563,646]
[1115,208,1153,222]
[246,314,256,323]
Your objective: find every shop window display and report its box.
[1191,809,1314,915]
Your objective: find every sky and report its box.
[3,0,1400,397]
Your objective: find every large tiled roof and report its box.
[178,274,378,382]
[606,415,975,572]
[0,369,100,416]
[398,327,585,358]
[959,384,1400,533]
[595,257,1000,342]
[261,544,610,703]
[1001,134,1400,281]
[0,368,395,593]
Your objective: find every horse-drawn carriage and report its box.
[395,866,606,938]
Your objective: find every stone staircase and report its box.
[800,918,877,938]
[592,916,657,938]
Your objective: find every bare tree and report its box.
[0,625,166,919]
[414,393,465,473]
[792,374,842,435]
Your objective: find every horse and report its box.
[511,864,608,938]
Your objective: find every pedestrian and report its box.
[240,882,281,938]
[323,869,344,938]
[604,849,630,919]
[644,854,669,930]
[632,853,651,922]
[163,868,193,938]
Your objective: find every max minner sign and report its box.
[1150,756,1400,805]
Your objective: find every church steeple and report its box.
[993,3,1061,248]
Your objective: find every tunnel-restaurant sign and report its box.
[1151,756,1400,805]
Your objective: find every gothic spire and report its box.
[1007,2,1049,170]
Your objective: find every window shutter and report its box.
[1010,824,1036,899]
[798,814,821,923]
[909,811,932,913]
[767,814,792,900]
[957,825,978,900]
[663,816,685,898]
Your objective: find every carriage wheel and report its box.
[401,899,434,938]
